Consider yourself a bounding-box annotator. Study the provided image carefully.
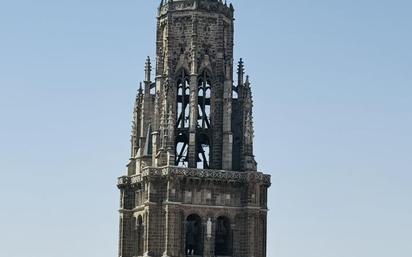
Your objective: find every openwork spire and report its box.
[130,82,144,158]
[244,75,250,88]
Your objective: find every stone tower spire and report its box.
[131,83,144,157]
[118,1,271,257]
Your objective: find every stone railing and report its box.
[118,166,271,187]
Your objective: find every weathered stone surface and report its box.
[118,1,270,257]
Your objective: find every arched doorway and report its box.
[185,214,203,256]
[215,216,232,256]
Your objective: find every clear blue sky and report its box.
[0,0,411,257]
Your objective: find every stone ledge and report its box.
[118,166,271,187]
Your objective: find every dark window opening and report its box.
[197,71,211,129]
[185,214,203,256]
[196,70,212,169]
[176,70,190,129]
[176,69,190,167]
[215,216,232,256]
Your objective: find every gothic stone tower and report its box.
[117,1,271,257]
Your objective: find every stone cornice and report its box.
[158,0,234,20]
[118,166,271,188]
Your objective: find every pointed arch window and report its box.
[176,69,190,129]
[176,69,190,167]
[197,70,212,129]
[196,70,212,169]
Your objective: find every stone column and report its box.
[163,203,182,257]
[222,71,233,170]
[188,74,198,168]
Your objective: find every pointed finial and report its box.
[245,75,250,87]
[238,58,244,69]
[237,58,244,86]
[134,82,143,110]
[139,82,143,95]
[145,56,152,82]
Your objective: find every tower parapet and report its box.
[158,0,234,19]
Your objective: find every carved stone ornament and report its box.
[118,166,271,188]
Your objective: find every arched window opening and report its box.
[136,215,144,256]
[215,216,232,256]
[177,70,190,129]
[196,70,212,169]
[185,214,203,256]
[197,71,211,129]
[176,69,190,167]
